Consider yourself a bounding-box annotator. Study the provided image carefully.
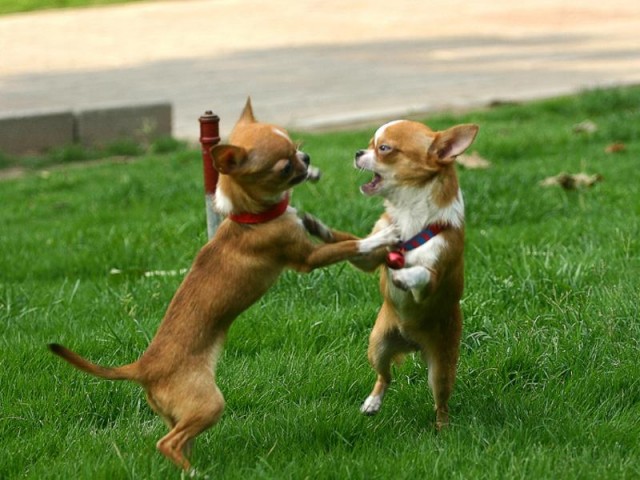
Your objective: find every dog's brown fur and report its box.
[305,120,478,429]
[48,99,398,470]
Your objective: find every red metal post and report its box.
[199,111,221,239]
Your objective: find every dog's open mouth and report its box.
[290,172,308,185]
[361,173,383,195]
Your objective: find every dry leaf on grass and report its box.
[456,151,491,169]
[605,142,626,153]
[540,172,603,190]
[572,120,598,134]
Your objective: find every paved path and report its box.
[1,0,639,140]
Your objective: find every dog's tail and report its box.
[48,343,139,382]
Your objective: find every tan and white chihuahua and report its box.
[48,99,399,470]
[305,119,478,429]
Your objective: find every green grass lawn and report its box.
[1,86,639,479]
[0,0,142,15]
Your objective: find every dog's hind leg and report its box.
[361,304,415,415]
[155,384,225,470]
[421,306,462,430]
[146,391,176,430]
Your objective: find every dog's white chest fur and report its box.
[383,185,463,305]
[385,185,464,237]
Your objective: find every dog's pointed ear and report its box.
[210,145,248,175]
[429,124,479,164]
[237,97,256,125]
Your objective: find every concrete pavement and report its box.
[1,0,639,140]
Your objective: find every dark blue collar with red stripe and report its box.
[399,224,444,251]
[386,224,446,269]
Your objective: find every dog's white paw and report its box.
[391,266,430,291]
[359,225,400,253]
[379,224,401,246]
[360,395,383,415]
[391,270,411,291]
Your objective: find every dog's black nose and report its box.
[355,150,366,158]
[300,152,311,166]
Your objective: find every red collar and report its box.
[228,195,290,224]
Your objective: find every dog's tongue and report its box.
[361,173,382,195]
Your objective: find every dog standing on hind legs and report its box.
[304,119,479,429]
[48,99,399,470]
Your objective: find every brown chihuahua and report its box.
[305,119,478,429]
[48,99,399,470]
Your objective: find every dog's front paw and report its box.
[380,224,401,246]
[391,266,430,291]
[359,225,400,253]
[361,395,383,415]
[302,213,334,242]
[391,270,411,291]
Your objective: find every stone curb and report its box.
[0,103,172,156]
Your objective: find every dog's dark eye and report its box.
[281,161,293,176]
[379,144,392,152]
